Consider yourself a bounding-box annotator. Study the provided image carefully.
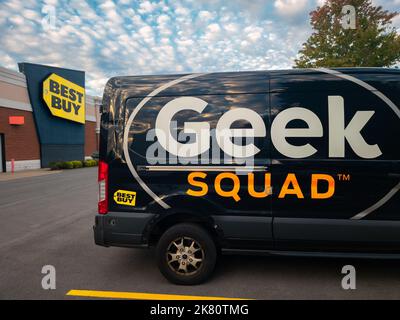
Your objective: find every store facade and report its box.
[0,63,101,172]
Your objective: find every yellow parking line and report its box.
[67,289,249,300]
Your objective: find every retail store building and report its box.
[0,63,101,172]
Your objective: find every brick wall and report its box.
[0,107,98,163]
[84,121,98,156]
[0,107,40,161]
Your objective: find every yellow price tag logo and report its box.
[43,73,85,124]
[113,190,137,206]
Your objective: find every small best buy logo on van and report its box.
[113,190,137,206]
[43,73,85,124]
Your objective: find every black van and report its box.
[94,68,400,285]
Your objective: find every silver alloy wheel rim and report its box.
[166,237,204,276]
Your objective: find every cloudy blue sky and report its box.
[0,0,399,95]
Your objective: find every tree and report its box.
[294,0,400,68]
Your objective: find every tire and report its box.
[156,223,217,285]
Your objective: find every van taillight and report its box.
[98,160,108,214]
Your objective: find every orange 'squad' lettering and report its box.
[278,173,304,199]
[187,171,336,201]
[186,172,208,197]
[311,174,335,199]
[248,173,272,198]
[215,172,241,202]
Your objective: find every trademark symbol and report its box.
[337,173,351,181]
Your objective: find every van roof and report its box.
[103,67,399,98]
[108,67,399,82]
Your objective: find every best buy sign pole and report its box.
[43,73,85,124]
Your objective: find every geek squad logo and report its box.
[148,95,378,202]
[123,71,399,209]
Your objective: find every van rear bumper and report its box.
[93,212,156,248]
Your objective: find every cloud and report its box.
[198,10,214,21]
[274,0,309,17]
[1,0,395,96]
[245,26,263,42]
[138,0,156,14]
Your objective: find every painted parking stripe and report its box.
[66,289,249,300]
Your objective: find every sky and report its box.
[0,0,399,96]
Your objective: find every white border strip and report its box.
[0,67,27,88]
[5,159,41,172]
[0,97,32,112]
[85,115,97,122]
[0,75,27,87]
[144,165,268,172]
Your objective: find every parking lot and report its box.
[1,167,400,300]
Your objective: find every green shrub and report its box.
[60,162,69,169]
[72,160,83,168]
[83,159,98,167]
[49,161,67,170]
[64,161,74,169]
[50,159,97,169]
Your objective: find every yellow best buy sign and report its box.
[43,73,85,124]
[114,190,137,206]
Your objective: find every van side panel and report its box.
[96,68,400,253]
[270,69,400,251]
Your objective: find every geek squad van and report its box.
[94,68,400,284]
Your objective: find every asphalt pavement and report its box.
[1,167,400,300]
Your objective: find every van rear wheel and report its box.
[156,223,217,285]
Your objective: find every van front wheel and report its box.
[156,223,217,285]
